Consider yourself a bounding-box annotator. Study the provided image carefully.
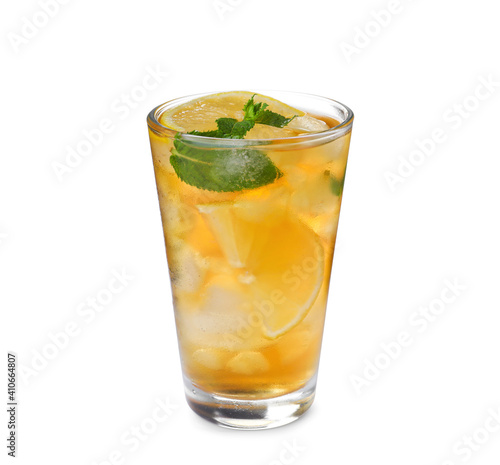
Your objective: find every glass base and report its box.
[184,375,317,430]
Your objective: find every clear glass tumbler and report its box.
[147,91,353,429]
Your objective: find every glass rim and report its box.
[147,90,354,148]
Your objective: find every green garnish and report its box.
[170,95,297,192]
[170,136,282,192]
[187,94,297,139]
[330,173,345,196]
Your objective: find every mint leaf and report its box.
[170,135,282,192]
[227,119,255,138]
[216,118,237,135]
[256,110,296,128]
[243,94,296,130]
[188,118,238,138]
[330,174,345,196]
[190,118,256,139]
[188,129,221,137]
[243,95,269,121]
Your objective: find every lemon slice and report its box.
[197,200,324,339]
[160,91,305,133]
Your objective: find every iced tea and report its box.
[147,91,353,428]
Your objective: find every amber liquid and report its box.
[149,115,350,399]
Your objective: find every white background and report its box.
[2,0,500,464]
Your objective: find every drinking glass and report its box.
[147,91,353,429]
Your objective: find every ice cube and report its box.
[226,351,270,375]
[288,115,329,133]
[192,348,226,370]
[290,172,338,216]
[175,275,256,349]
[245,124,298,139]
[308,210,340,243]
[170,246,208,293]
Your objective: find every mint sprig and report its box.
[187,94,297,139]
[170,94,296,192]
